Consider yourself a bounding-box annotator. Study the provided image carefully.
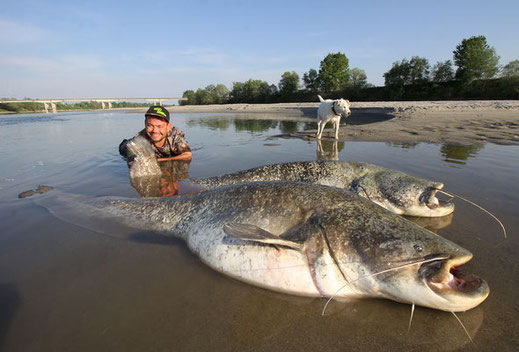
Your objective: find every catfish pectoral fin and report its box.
[223,223,302,250]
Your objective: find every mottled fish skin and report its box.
[190,161,454,217]
[192,160,361,189]
[127,135,162,178]
[105,181,487,312]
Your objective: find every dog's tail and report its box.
[317,95,324,102]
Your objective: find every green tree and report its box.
[204,84,229,104]
[241,80,264,102]
[204,85,216,103]
[230,79,276,103]
[195,88,212,105]
[408,56,430,84]
[318,52,350,92]
[384,58,410,87]
[278,71,300,97]
[453,35,500,82]
[349,67,368,89]
[501,60,519,78]
[303,68,320,92]
[213,84,230,103]
[180,90,196,105]
[384,57,430,86]
[230,82,245,102]
[431,60,454,82]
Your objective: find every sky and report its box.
[1,0,518,99]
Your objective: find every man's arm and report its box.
[162,128,192,162]
[157,151,192,162]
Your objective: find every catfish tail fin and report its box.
[30,190,172,241]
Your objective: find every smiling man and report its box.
[119,105,192,163]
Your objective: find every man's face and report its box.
[145,117,171,144]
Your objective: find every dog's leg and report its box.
[334,119,339,139]
[316,120,322,139]
[319,121,328,139]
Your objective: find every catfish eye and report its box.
[413,244,423,252]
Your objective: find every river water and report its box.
[0,110,517,351]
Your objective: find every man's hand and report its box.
[157,151,192,162]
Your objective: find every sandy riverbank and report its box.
[168,101,519,145]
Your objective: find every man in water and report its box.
[119,105,192,163]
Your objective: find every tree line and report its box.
[180,35,518,105]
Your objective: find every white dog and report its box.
[316,95,351,139]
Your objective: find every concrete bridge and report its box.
[1,97,186,113]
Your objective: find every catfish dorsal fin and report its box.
[223,223,302,250]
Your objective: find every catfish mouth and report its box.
[418,256,486,297]
[419,185,454,214]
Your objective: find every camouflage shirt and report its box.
[119,127,191,161]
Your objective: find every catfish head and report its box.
[331,211,489,312]
[350,170,454,217]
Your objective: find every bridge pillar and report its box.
[43,102,49,113]
[108,102,112,109]
[50,103,57,113]
[101,101,106,109]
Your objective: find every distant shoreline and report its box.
[3,101,518,145]
[4,100,518,116]
[167,100,519,115]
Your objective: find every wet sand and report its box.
[168,101,519,145]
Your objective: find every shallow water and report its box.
[0,111,518,351]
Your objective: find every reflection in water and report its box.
[405,214,454,233]
[184,113,401,137]
[0,114,67,126]
[187,117,232,131]
[316,139,344,161]
[188,116,311,135]
[233,119,278,133]
[130,160,191,197]
[303,121,318,131]
[278,121,302,134]
[441,143,484,165]
[228,288,483,351]
[385,141,420,149]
